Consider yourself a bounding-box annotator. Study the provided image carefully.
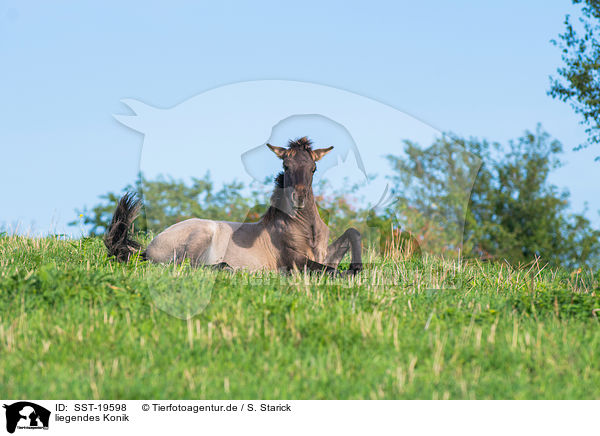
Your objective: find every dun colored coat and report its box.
[105,137,362,274]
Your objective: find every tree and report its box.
[76,131,600,269]
[549,0,600,156]
[387,127,600,269]
[73,172,371,241]
[72,173,270,236]
[386,134,484,257]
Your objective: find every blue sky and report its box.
[1,1,598,235]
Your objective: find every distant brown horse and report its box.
[105,137,362,274]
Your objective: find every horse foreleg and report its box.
[304,259,339,275]
[325,228,362,274]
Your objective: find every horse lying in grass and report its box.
[105,137,362,275]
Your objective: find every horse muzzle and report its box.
[291,191,306,210]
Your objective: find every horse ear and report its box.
[311,146,334,162]
[267,143,287,159]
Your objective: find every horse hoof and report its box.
[349,263,363,274]
[212,262,234,271]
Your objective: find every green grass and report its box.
[0,234,599,399]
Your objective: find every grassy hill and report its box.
[0,234,599,399]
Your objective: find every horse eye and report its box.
[283,164,289,171]
[312,166,316,173]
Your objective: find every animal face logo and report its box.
[114,80,482,318]
[3,402,50,434]
[114,80,481,250]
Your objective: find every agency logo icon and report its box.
[114,80,481,318]
[2,402,50,434]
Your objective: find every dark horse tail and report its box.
[104,193,144,262]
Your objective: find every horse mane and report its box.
[274,172,284,189]
[260,172,284,223]
[287,136,313,151]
